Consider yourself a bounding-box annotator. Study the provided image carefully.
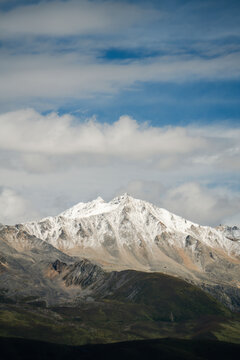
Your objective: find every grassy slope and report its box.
[0,272,239,346]
[106,271,231,320]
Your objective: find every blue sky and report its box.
[0,0,240,124]
[0,0,239,226]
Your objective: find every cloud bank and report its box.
[0,108,239,171]
[0,188,37,224]
[0,108,239,226]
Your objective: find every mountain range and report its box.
[0,194,240,353]
[1,194,239,309]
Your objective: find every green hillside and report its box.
[0,271,239,346]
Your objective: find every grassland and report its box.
[0,272,240,346]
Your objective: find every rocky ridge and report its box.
[0,194,240,310]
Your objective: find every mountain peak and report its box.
[60,193,138,219]
[59,197,105,218]
[95,196,105,203]
[110,193,135,205]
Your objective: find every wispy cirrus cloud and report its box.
[0,51,240,111]
[0,0,240,112]
[0,0,159,37]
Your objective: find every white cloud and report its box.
[0,2,239,227]
[0,0,158,37]
[0,188,38,225]
[0,109,239,172]
[0,108,239,226]
[0,108,239,177]
[0,108,205,159]
[0,52,240,107]
[224,212,240,227]
[115,180,166,204]
[0,0,239,111]
[161,182,240,226]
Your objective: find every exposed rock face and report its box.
[0,226,77,305]
[62,259,106,288]
[217,225,240,242]
[0,194,240,310]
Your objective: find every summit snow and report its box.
[23,194,240,264]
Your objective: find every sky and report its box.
[0,0,240,226]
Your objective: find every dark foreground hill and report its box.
[1,337,240,360]
[0,270,240,345]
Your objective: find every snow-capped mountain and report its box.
[23,194,239,251]
[21,194,240,276]
[1,194,240,310]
